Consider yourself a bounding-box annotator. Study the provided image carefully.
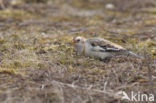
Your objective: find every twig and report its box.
[51,80,123,100]
[146,57,155,100]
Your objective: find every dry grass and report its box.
[0,0,155,103]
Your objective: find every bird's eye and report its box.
[77,39,80,42]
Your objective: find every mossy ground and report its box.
[0,0,155,103]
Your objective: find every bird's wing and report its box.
[87,38,126,52]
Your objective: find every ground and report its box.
[0,0,155,103]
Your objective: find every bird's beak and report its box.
[72,40,76,45]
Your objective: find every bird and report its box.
[72,36,142,60]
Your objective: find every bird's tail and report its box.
[126,51,143,59]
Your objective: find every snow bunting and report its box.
[72,36,142,60]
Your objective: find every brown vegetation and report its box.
[0,0,155,103]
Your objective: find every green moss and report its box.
[13,42,27,50]
[0,9,38,19]
[25,0,48,3]
[0,60,40,69]
[68,0,103,9]
[0,37,7,44]
[0,67,15,74]
[0,67,25,76]
[58,52,73,65]
[0,43,11,52]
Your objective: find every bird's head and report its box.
[72,36,86,45]
[72,36,86,54]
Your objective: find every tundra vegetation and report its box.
[0,0,155,103]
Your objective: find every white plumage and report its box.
[72,36,142,60]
